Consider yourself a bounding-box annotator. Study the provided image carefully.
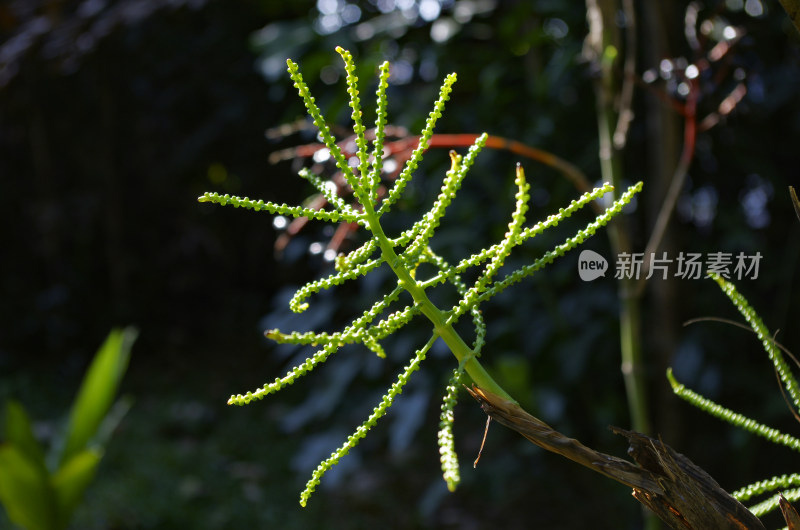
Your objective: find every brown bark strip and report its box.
[780,493,800,530]
[778,0,800,34]
[466,385,766,529]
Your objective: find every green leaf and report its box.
[0,444,57,530]
[59,327,136,467]
[93,396,134,450]
[51,449,102,528]
[4,400,46,469]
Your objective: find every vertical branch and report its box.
[614,0,637,150]
[638,3,684,452]
[584,15,661,530]
[584,0,651,439]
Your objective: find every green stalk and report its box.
[587,0,650,437]
[586,1,655,528]
[361,200,516,403]
[595,68,649,435]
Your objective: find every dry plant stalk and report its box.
[781,493,800,529]
[466,385,768,530]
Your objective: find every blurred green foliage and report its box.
[0,328,135,530]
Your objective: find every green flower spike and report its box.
[668,274,800,520]
[201,48,641,506]
[438,369,465,492]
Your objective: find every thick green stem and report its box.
[586,0,650,438]
[586,1,655,528]
[597,90,650,436]
[361,202,516,403]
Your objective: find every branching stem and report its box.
[360,198,515,402]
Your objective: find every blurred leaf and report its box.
[4,400,46,470]
[0,444,57,530]
[59,327,137,468]
[51,449,103,529]
[93,396,134,450]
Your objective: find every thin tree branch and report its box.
[613,0,637,150]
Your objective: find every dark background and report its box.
[1,0,799,528]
